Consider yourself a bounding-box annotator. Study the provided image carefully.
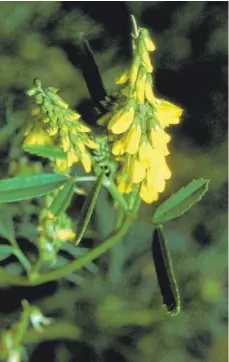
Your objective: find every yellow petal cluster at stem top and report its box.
[97,25,183,204]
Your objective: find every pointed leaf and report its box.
[152,227,180,316]
[23,145,67,160]
[153,179,210,223]
[0,174,69,204]
[0,245,14,261]
[75,171,105,245]
[0,208,15,242]
[49,178,75,218]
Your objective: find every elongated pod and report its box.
[152,226,180,315]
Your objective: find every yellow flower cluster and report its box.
[25,81,98,173]
[97,28,183,203]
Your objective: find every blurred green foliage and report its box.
[0,2,227,362]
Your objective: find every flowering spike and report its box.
[26,80,98,173]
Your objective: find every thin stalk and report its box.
[0,214,134,286]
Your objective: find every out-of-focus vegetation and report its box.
[0,2,227,362]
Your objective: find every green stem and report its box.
[0,215,133,286]
[107,208,125,283]
[104,177,128,210]
[9,236,32,274]
[75,176,97,182]
[14,248,32,273]
[22,321,81,344]
[130,14,139,38]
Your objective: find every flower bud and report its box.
[129,54,141,85]
[135,67,147,104]
[140,29,156,52]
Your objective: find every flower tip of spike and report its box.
[34,78,42,88]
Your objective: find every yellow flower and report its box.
[116,156,146,194]
[144,36,156,52]
[62,136,70,152]
[135,70,146,104]
[67,149,79,168]
[77,123,91,133]
[141,47,153,73]
[138,140,154,168]
[139,156,171,204]
[116,69,129,84]
[77,140,86,155]
[150,128,171,156]
[112,139,125,156]
[81,151,92,173]
[144,78,156,105]
[129,55,141,85]
[130,159,146,184]
[140,180,159,204]
[67,111,81,122]
[56,228,76,241]
[140,28,156,52]
[108,107,135,134]
[123,124,141,154]
[48,126,59,136]
[116,172,133,194]
[23,127,53,146]
[156,100,183,128]
[84,138,99,149]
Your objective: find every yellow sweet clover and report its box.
[97,26,183,204]
[25,80,98,173]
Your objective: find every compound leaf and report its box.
[153,179,210,224]
[0,174,69,203]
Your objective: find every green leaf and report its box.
[75,170,105,245]
[153,179,210,223]
[0,208,15,242]
[0,174,69,204]
[0,245,14,261]
[23,145,67,160]
[49,178,75,217]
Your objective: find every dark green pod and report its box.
[152,226,180,315]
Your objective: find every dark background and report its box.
[0,2,228,362]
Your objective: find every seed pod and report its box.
[152,226,180,315]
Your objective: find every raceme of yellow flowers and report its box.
[97,27,183,203]
[25,80,98,173]
[25,25,183,204]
